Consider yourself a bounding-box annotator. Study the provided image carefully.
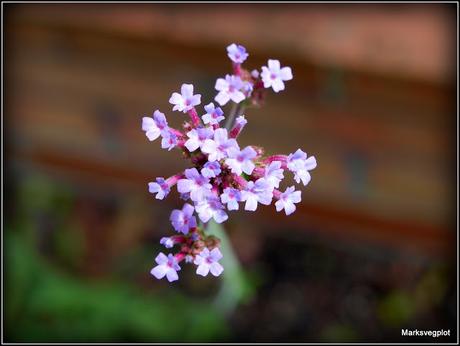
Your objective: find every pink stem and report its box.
[229,121,246,138]
[166,173,185,187]
[171,235,186,244]
[264,155,288,168]
[169,128,184,138]
[233,63,242,76]
[232,174,248,189]
[272,189,282,199]
[251,167,265,180]
[187,108,201,127]
[174,252,186,263]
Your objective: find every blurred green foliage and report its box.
[5,230,228,342]
[320,323,359,342]
[5,174,232,342]
[377,291,415,327]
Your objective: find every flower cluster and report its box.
[143,43,317,282]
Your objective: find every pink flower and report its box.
[184,127,214,152]
[221,187,242,211]
[261,59,293,92]
[202,103,225,125]
[142,110,169,141]
[275,186,301,215]
[194,248,224,277]
[195,195,228,224]
[215,75,246,106]
[148,177,170,200]
[169,83,201,113]
[201,161,221,179]
[226,43,248,64]
[150,253,181,282]
[201,128,239,162]
[170,203,197,234]
[177,168,212,203]
[225,146,257,175]
[264,161,284,189]
[287,149,317,186]
[241,178,273,211]
[160,130,178,151]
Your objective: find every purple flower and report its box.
[148,177,170,200]
[287,149,317,186]
[142,110,169,141]
[161,130,178,151]
[241,178,273,211]
[264,161,284,189]
[160,237,175,249]
[275,186,301,216]
[202,128,239,162]
[150,253,181,282]
[194,247,224,277]
[214,75,246,106]
[201,161,221,178]
[261,59,293,93]
[184,127,214,152]
[177,168,212,202]
[195,195,228,224]
[287,148,307,166]
[169,83,201,113]
[225,146,257,175]
[226,43,248,64]
[202,103,225,125]
[170,203,197,234]
[221,187,241,211]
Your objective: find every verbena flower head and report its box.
[142,43,317,282]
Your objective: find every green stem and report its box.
[206,221,250,315]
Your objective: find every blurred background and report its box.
[3,3,457,343]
